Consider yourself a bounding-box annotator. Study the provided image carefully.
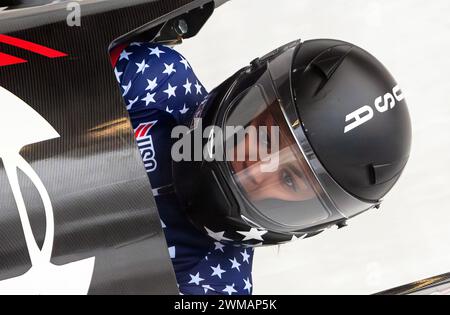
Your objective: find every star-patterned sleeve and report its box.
[112,42,255,296]
[114,42,206,126]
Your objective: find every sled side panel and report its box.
[0,0,212,294]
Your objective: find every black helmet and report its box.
[172,39,412,246]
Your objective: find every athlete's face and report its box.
[229,102,316,204]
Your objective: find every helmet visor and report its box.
[224,72,337,229]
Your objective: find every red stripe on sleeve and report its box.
[109,43,128,68]
[139,124,153,138]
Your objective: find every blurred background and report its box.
[178,0,450,294]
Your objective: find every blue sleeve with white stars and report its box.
[114,42,254,295]
[115,42,205,126]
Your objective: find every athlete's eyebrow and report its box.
[287,164,304,182]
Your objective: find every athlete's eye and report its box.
[281,169,298,193]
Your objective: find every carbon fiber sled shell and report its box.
[0,0,221,295]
